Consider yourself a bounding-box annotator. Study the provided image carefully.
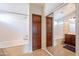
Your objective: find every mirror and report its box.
[46,3,76,56]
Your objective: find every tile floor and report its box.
[0,45,75,56]
[23,49,51,56]
[47,45,75,56]
[0,49,5,56]
[23,44,75,56]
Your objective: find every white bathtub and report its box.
[0,40,29,56]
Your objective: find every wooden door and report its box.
[32,14,41,50]
[46,17,53,47]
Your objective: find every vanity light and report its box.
[69,18,76,23]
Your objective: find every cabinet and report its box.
[65,34,76,46]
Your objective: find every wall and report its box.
[76,4,79,56]
[0,3,30,54]
[53,21,64,39]
[42,6,46,49]
[0,13,29,42]
[0,3,29,14]
[53,20,64,46]
[0,3,29,43]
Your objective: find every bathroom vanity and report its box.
[64,34,76,46]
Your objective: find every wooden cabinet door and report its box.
[65,34,75,46]
[65,34,71,45]
[32,14,41,50]
[46,17,53,47]
[71,35,75,46]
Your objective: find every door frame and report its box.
[32,14,42,51]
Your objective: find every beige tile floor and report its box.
[23,49,51,56]
[0,44,75,56]
[0,49,5,56]
[47,45,75,56]
[23,44,75,56]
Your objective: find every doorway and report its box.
[32,14,41,51]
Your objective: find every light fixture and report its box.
[69,17,76,22]
[54,21,57,25]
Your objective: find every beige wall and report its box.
[76,4,79,56]
[42,7,46,49]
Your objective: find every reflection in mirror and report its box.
[46,3,76,56]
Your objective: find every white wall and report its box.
[53,21,64,39]
[0,3,29,14]
[0,13,29,42]
[53,20,64,46]
[0,3,29,42]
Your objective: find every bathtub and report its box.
[0,40,29,56]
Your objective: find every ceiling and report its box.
[54,3,75,21]
[30,3,44,8]
[44,3,63,15]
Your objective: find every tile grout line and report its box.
[42,48,53,56]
